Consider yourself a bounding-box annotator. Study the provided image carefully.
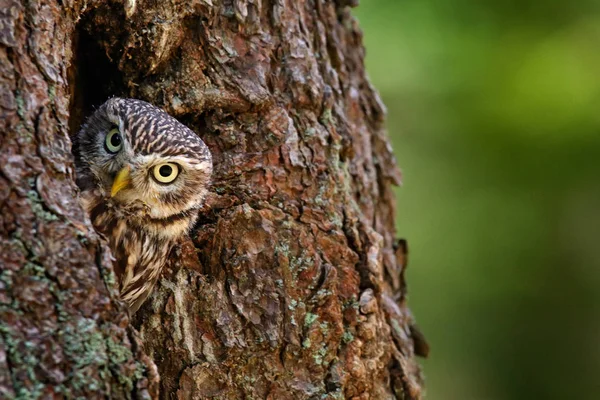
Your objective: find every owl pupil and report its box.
[159,165,172,177]
[110,133,122,147]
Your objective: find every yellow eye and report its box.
[152,163,179,184]
[105,127,123,153]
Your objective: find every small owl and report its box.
[73,98,212,313]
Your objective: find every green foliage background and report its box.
[354,2,600,399]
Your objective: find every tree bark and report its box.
[0,0,158,398]
[1,0,425,399]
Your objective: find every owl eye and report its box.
[152,163,179,184]
[105,127,123,153]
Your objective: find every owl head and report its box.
[73,98,212,222]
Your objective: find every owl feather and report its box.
[73,98,212,313]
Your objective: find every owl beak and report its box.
[111,166,131,197]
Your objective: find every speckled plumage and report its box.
[73,98,212,313]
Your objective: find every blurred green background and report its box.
[354,1,600,399]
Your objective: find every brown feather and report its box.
[73,98,212,313]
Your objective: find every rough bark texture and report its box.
[1,0,424,399]
[0,0,158,398]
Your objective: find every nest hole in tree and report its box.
[68,11,126,136]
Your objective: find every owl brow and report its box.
[118,108,132,139]
[121,119,130,141]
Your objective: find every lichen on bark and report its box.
[1,0,156,398]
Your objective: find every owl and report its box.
[73,98,212,313]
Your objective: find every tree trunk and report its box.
[1,0,425,399]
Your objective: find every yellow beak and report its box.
[111,166,131,197]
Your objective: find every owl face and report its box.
[73,98,212,221]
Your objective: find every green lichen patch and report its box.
[319,108,334,126]
[341,330,354,344]
[22,262,45,278]
[304,312,318,327]
[319,322,329,336]
[0,323,43,400]
[313,343,328,366]
[288,299,298,311]
[26,190,59,222]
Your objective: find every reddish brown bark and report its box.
[0,0,157,398]
[1,0,424,398]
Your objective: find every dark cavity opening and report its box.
[68,10,126,136]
